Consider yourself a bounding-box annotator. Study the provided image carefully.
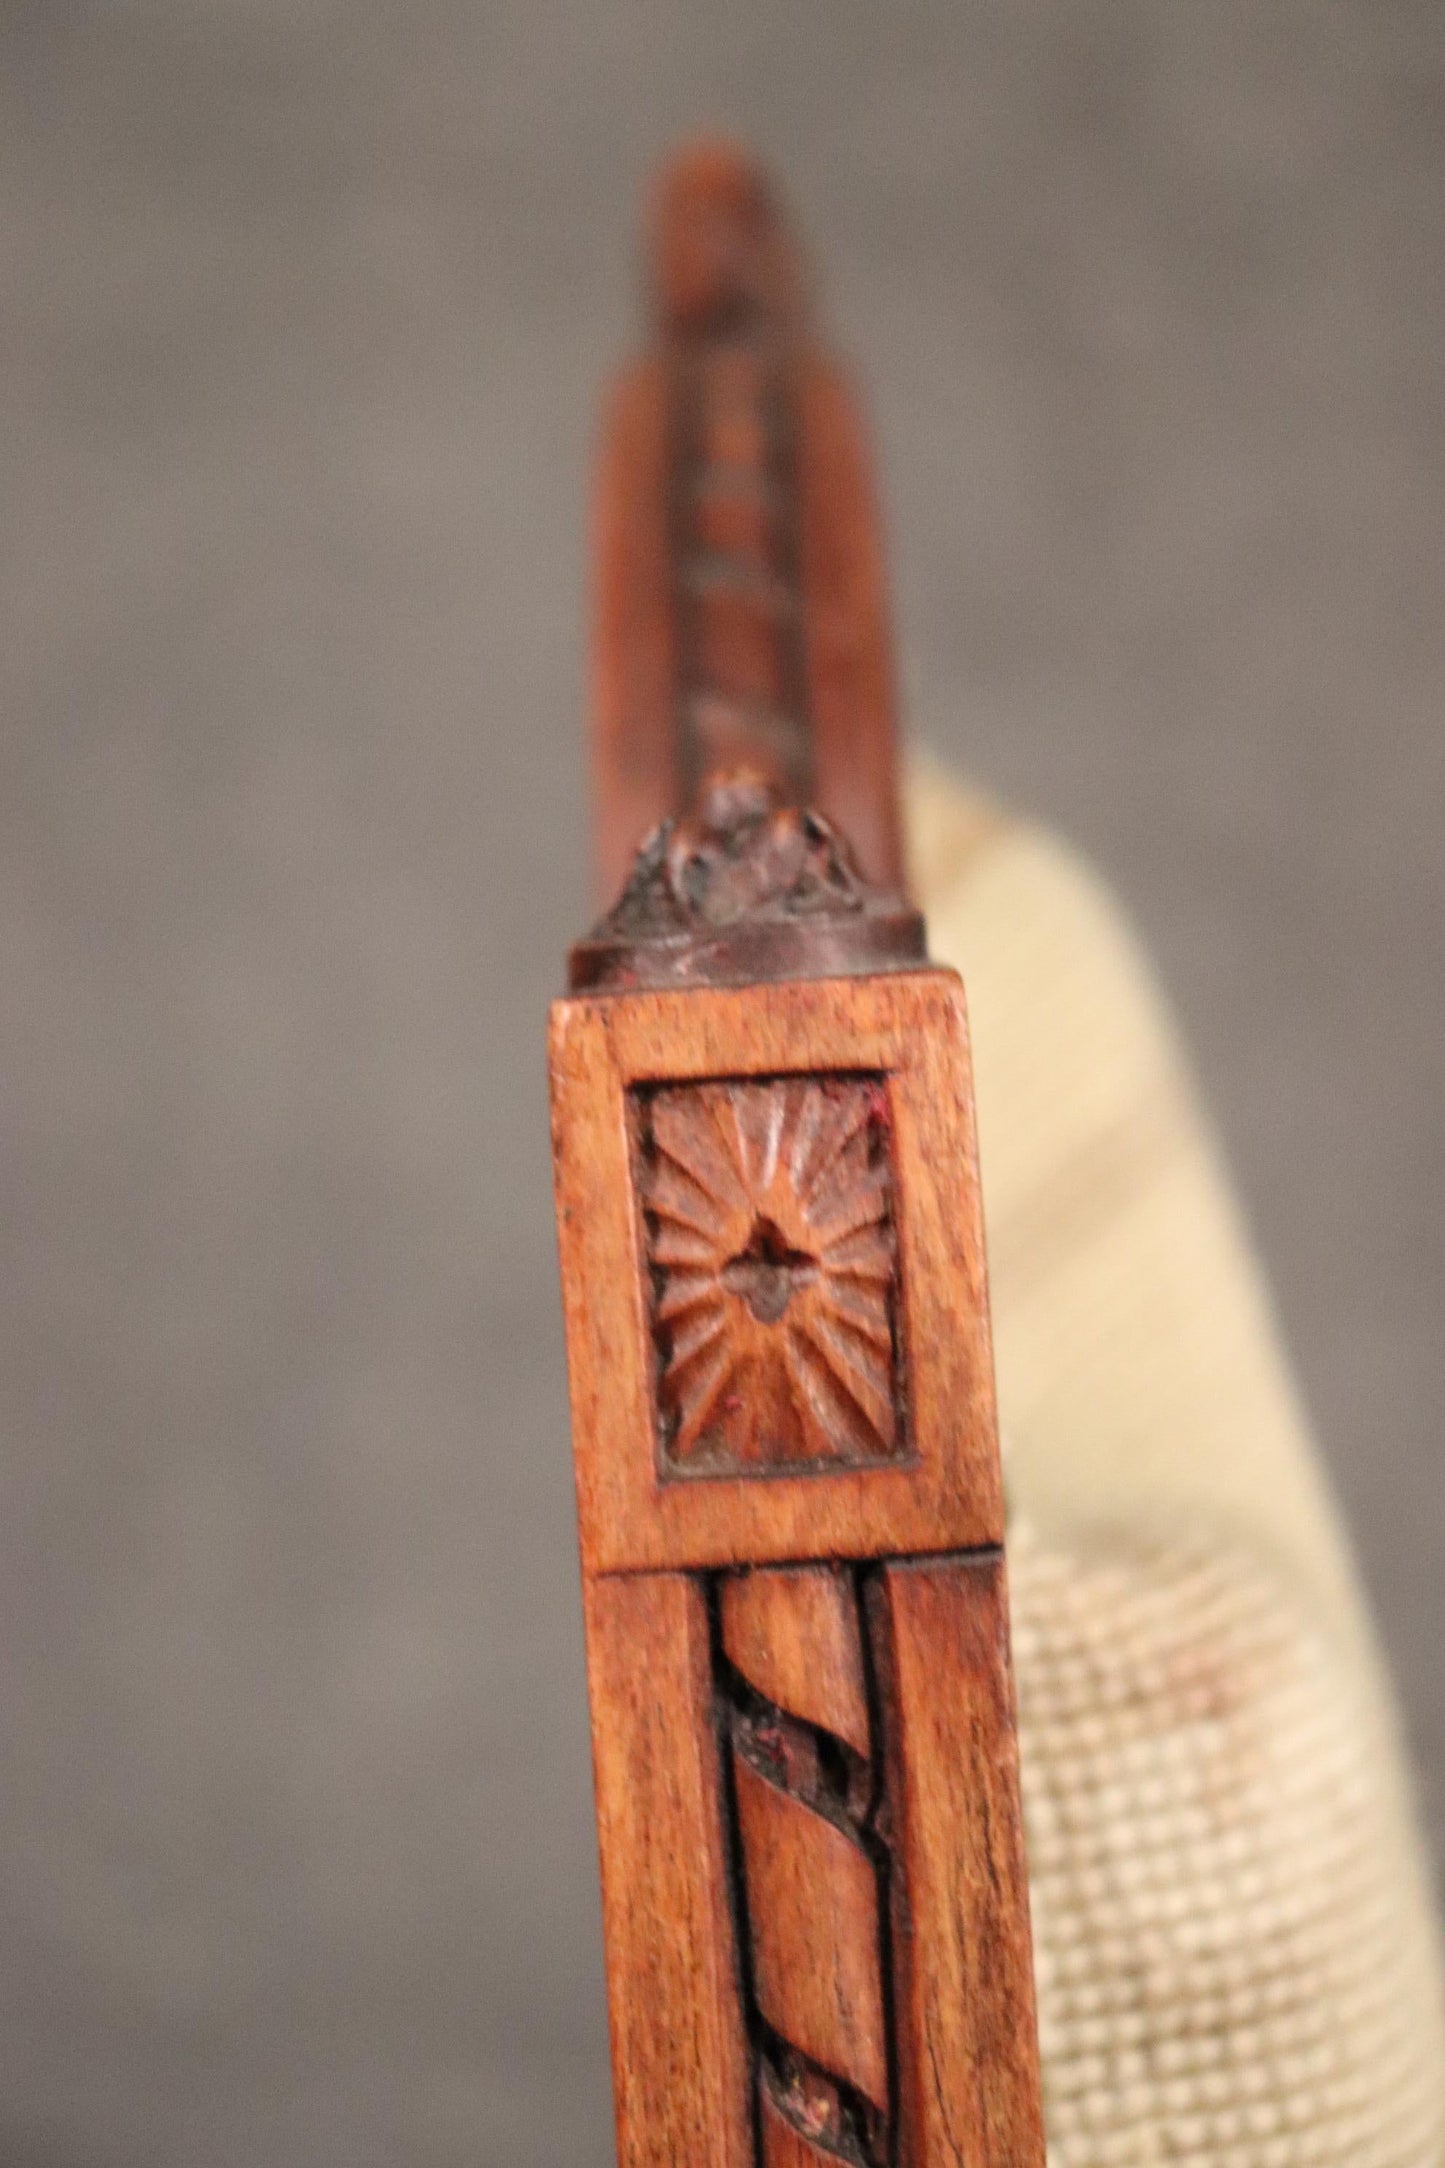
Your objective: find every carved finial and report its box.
[568,768,925,993]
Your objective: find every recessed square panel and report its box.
[631,1074,906,1477]
[548,969,1004,1575]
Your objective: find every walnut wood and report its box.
[591,356,680,896]
[589,142,905,901]
[720,1565,871,1760]
[553,140,1043,2168]
[569,771,923,994]
[583,1570,753,2168]
[795,357,907,894]
[732,1749,890,2116]
[872,1556,1047,2167]
[549,969,1003,1578]
[640,1074,900,1471]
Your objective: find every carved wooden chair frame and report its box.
[549,144,1045,2168]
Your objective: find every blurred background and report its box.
[3,4,1441,2162]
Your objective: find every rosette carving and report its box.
[635,1076,901,1474]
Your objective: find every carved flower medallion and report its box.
[634,1075,902,1473]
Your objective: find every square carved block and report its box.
[549,969,1003,1575]
[632,1074,904,1475]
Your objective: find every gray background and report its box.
[3,5,1441,2163]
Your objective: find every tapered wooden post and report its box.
[551,146,1044,2168]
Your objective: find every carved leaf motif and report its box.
[638,1077,900,1472]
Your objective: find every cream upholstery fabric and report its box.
[908,759,1445,2167]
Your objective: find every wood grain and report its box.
[587,145,904,902]
[583,1570,753,2168]
[720,1564,871,1760]
[796,357,905,895]
[549,968,1003,1576]
[871,1555,1047,2168]
[555,143,1043,2168]
[638,1075,900,1473]
[590,357,679,906]
[732,1748,889,2117]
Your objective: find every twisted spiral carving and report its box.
[717,1564,893,2168]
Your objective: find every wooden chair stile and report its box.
[549,142,1046,2168]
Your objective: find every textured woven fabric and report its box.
[1014,1524,1442,2166]
[909,761,1445,2166]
